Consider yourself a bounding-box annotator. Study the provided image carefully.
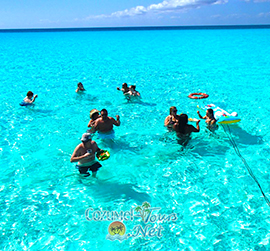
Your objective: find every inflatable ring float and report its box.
[188,93,209,99]
[96,150,110,161]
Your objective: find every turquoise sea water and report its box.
[1,28,270,250]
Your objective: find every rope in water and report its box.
[222,124,270,207]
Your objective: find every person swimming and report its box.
[20,91,38,106]
[197,109,218,131]
[76,82,86,93]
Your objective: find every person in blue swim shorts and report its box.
[70,133,104,178]
[91,109,120,134]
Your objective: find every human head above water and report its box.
[77,82,85,90]
[90,109,99,120]
[207,109,214,117]
[130,85,136,90]
[122,83,128,88]
[169,106,177,115]
[81,133,92,143]
[176,114,188,134]
[27,91,34,98]
[179,114,188,125]
[101,109,108,117]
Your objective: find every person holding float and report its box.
[198,104,241,125]
[70,133,109,178]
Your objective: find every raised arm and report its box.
[164,115,172,126]
[112,115,120,126]
[29,95,38,103]
[197,111,206,119]
[187,120,200,133]
[192,120,200,132]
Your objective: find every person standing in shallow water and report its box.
[88,109,100,128]
[21,91,38,105]
[76,82,85,93]
[128,85,141,97]
[70,133,104,178]
[117,83,129,95]
[197,109,218,131]
[164,106,179,128]
[173,114,200,146]
[91,109,120,133]
[117,83,131,101]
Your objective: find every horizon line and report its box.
[0,24,270,33]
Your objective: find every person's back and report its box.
[21,91,38,106]
[174,114,200,137]
[76,82,85,93]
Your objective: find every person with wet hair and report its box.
[128,85,140,97]
[174,114,200,136]
[197,108,217,131]
[76,82,86,93]
[164,106,180,128]
[20,91,38,106]
[117,83,129,94]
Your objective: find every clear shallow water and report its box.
[1,28,270,250]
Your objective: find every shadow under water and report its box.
[224,124,263,145]
[86,180,152,204]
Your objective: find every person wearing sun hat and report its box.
[70,133,104,177]
[87,109,100,128]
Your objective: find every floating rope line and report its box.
[222,124,270,207]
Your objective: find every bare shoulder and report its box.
[73,143,84,154]
[92,140,99,150]
[76,143,84,150]
[94,117,102,125]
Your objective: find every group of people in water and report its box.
[164,106,217,137]
[21,81,217,178]
[117,82,141,98]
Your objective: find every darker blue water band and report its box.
[0,25,270,33]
